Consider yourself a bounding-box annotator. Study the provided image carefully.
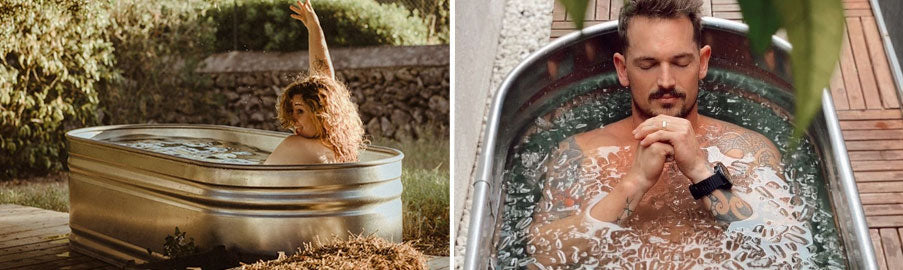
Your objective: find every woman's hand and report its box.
[290,0,320,29]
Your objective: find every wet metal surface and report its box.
[66,124,403,266]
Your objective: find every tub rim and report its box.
[463,17,877,269]
[65,123,404,170]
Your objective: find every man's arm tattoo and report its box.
[706,189,753,222]
[538,137,586,222]
[614,197,634,225]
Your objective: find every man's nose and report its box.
[658,63,676,89]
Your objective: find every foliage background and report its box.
[0,0,445,179]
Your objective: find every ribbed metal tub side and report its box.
[65,124,403,266]
[464,18,876,269]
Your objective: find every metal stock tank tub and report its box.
[66,124,402,266]
[464,18,878,269]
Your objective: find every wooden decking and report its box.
[0,204,114,270]
[552,0,903,269]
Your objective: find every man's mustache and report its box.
[648,87,687,101]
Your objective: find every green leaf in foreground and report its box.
[771,0,845,139]
[560,0,591,30]
[737,0,781,54]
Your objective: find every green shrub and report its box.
[210,0,431,52]
[0,0,116,179]
[97,0,226,126]
[376,0,449,43]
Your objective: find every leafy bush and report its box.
[210,0,431,52]
[1,0,438,179]
[0,0,116,179]
[97,0,226,125]
[376,0,449,43]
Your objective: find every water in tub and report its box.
[496,70,845,269]
[106,134,270,164]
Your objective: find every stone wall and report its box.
[198,45,449,140]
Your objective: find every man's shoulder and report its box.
[567,118,631,151]
[706,117,779,153]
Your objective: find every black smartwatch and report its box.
[689,162,733,200]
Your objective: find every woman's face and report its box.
[291,95,320,138]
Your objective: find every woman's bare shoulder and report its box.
[263,135,335,165]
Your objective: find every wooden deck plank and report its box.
[839,120,903,130]
[552,0,566,21]
[595,0,610,21]
[701,0,713,17]
[871,229,890,270]
[6,251,102,270]
[847,140,903,151]
[844,1,871,10]
[0,205,110,269]
[584,0,597,22]
[864,204,903,216]
[711,0,736,4]
[0,244,69,265]
[837,110,903,120]
[0,238,67,258]
[842,129,903,140]
[0,226,70,249]
[841,30,867,109]
[0,207,49,219]
[861,193,903,204]
[610,0,623,21]
[0,211,67,227]
[859,182,903,193]
[850,150,903,161]
[846,9,874,17]
[831,64,851,110]
[861,16,900,108]
[880,228,903,267]
[852,161,903,172]
[711,3,740,12]
[868,216,903,228]
[847,17,884,109]
[0,213,67,231]
[712,11,742,20]
[854,171,903,182]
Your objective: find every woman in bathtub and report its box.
[264,0,366,164]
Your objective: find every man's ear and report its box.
[613,52,629,87]
[698,45,712,79]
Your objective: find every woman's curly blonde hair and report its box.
[276,75,366,163]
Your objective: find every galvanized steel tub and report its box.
[463,17,877,269]
[65,124,403,266]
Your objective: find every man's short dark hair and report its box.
[618,0,704,54]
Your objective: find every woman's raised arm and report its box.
[290,0,335,79]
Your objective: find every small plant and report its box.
[163,227,199,258]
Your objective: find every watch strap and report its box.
[689,170,732,200]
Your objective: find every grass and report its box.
[0,172,69,212]
[371,135,450,256]
[0,135,450,256]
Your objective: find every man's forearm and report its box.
[701,189,753,222]
[688,160,754,222]
[588,177,645,224]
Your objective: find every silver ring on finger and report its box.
[662,120,668,129]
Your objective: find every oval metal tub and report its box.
[65,124,403,266]
[463,18,877,269]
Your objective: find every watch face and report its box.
[715,162,731,182]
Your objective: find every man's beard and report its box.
[633,87,696,119]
